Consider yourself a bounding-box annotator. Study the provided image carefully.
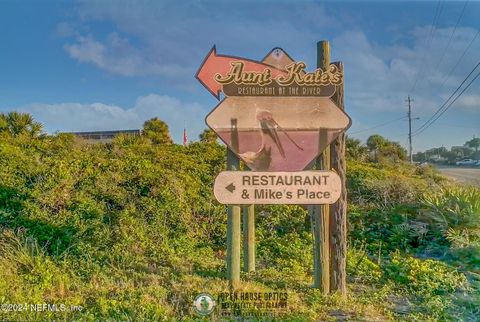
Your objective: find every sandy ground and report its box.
[436,166,480,187]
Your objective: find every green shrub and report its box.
[347,161,430,207]
[383,252,468,296]
[1,122,479,320]
[347,248,382,283]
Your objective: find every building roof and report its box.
[64,129,142,141]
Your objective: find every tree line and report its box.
[413,138,480,163]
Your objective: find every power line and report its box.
[434,0,469,70]
[347,116,408,135]
[414,62,480,136]
[414,69,480,135]
[437,28,480,93]
[413,60,480,134]
[411,3,479,137]
[410,0,444,94]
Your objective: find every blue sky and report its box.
[0,0,479,151]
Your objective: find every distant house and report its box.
[427,155,447,162]
[64,129,142,143]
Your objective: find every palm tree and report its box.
[0,112,43,137]
[366,134,386,162]
[346,137,368,161]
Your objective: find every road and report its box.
[436,166,480,187]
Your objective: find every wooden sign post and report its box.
[311,40,331,293]
[243,203,255,273]
[330,60,347,295]
[226,120,241,288]
[196,44,350,290]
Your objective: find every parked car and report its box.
[455,159,477,166]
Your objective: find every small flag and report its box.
[183,128,188,146]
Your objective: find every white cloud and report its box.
[333,26,480,116]
[329,26,480,151]
[12,94,208,143]
[64,33,190,77]
[65,36,106,67]
[61,1,335,78]
[455,94,480,111]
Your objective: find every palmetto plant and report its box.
[445,228,480,248]
[421,187,480,232]
[420,187,480,259]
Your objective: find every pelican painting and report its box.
[239,109,304,171]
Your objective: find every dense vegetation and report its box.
[0,113,479,321]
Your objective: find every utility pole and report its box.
[406,96,413,163]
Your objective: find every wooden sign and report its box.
[196,46,340,99]
[196,47,351,171]
[196,43,349,293]
[214,171,341,204]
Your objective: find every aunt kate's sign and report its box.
[196,46,342,98]
[216,61,342,86]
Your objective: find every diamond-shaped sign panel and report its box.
[206,96,351,171]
